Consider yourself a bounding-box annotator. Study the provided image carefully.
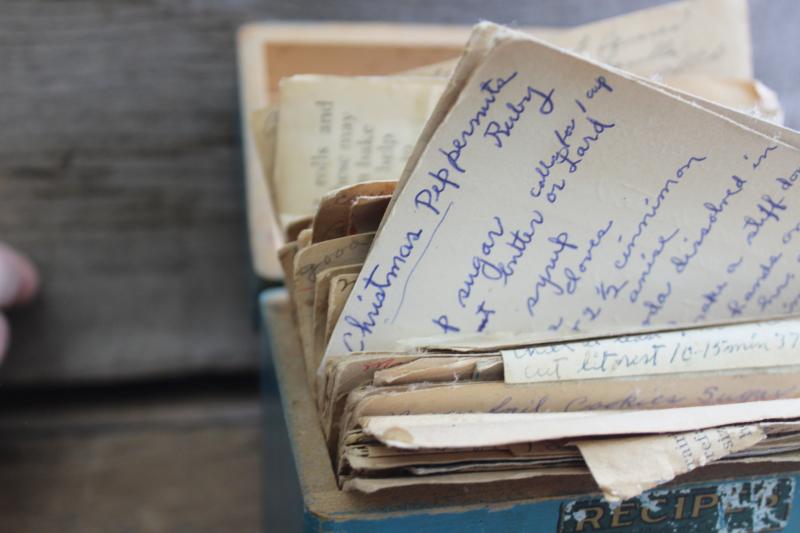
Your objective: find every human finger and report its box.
[0,243,39,308]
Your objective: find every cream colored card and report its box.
[360,398,800,450]
[313,265,362,368]
[407,0,753,80]
[246,105,283,277]
[663,77,783,124]
[293,233,374,383]
[342,467,586,493]
[273,76,445,225]
[326,24,800,366]
[540,0,751,78]
[330,367,800,455]
[502,318,800,383]
[372,356,496,386]
[324,272,360,349]
[578,424,765,501]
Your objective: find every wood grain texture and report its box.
[0,0,796,383]
[0,390,262,533]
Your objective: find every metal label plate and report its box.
[558,477,794,532]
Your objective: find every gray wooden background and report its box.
[1,0,797,385]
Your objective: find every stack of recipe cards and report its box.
[245,0,800,501]
[240,0,780,279]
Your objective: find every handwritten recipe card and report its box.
[327,25,800,362]
[249,1,800,501]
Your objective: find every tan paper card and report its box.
[502,318,800,383]
[540,0,752,78]
[313,265,363,366]
[578,425,765,501]
[293,233,374,382]
[325,272,361,350]
[343,467,586,493]
[312,181,396,243]
[349,195,393,235]
[326,24,800,368]
[360,399,800,450]
[273,76,445,225]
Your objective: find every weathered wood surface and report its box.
[0,0,796,384]
[0,386,263,533]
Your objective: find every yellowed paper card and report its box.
[293,233,374,381]
[578,425,765,501]
[360,398,800,450]
[342,367,800,425]
[342,467,587,493]
[502,318,800,383]
[664,77,783,124]
[245,105,283,277]
[313,265,362,366]
[541,0,752,78]
[326,24,800,368]
[273,76,445,225]
[312,181,396,243]
[325,272,361,349]
[408,0,752,80]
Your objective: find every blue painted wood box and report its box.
[260,288,800,532]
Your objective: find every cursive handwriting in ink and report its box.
[578,220,613,273]
[629,228,680,303]
[415,72,518,215]
[642,281,672,326]
[743,194,787,245]
[727,253,783,316]
[475,301,495,333]
[458,210,545,307]
[483,84,555,148]
[596,280,629,301]
[777,167,800,191]
[433,314,460,334]
[341,229,423,351]
[530,113,616,203]
[670,175,747,273]
[615,155,706,269]
[526,232,579,316]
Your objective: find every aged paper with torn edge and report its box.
[324,272,360,349]
[312,181,396,243]
[313,265,362,368]
[293,232,374,385]
[360,399,800,450]
[578,425,765,501]
[342,467,587,493]
[329,367,800,461]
